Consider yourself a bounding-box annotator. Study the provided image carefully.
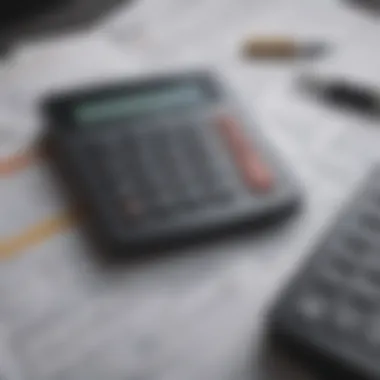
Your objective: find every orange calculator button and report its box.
[217,115,274,192]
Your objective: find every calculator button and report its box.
[297,294,328,321]
[362,213,380,232]
[123,199,145,218]
[164,133,202,207]
[133,130,189,215]
[116,189,146,221]
[129,134,163,209]
[150,131,191,209]
[364,318,380,346]
[343,235,370,258]
[217,115,274,192]
[180,127,229,199]
[365,270,380,291]
[332,303,363,333]
[323,255,357,283]
[94,136,147,220]
[170,129,206,203]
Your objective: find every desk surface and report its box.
[1,1,380,379]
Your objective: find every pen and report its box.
[242,36,329,59]
[299,75,380,116]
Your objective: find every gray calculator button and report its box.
[344,235,370,258]
[365,318,380,346]
[365,270,380,290]
[297,294,328,321]
[179,126,228,203]
[333,305,361,332]
[324,255,356,282]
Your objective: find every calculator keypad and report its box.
[85,121,249,223]
[272,168,380,370]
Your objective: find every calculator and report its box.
[270,167,380,379]
[44,71,300,252]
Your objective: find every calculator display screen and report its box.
[75,85,205,125]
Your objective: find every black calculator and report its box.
[44,71,300,252]
[270,167,380,380]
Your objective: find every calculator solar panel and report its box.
[44,71,300,252]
